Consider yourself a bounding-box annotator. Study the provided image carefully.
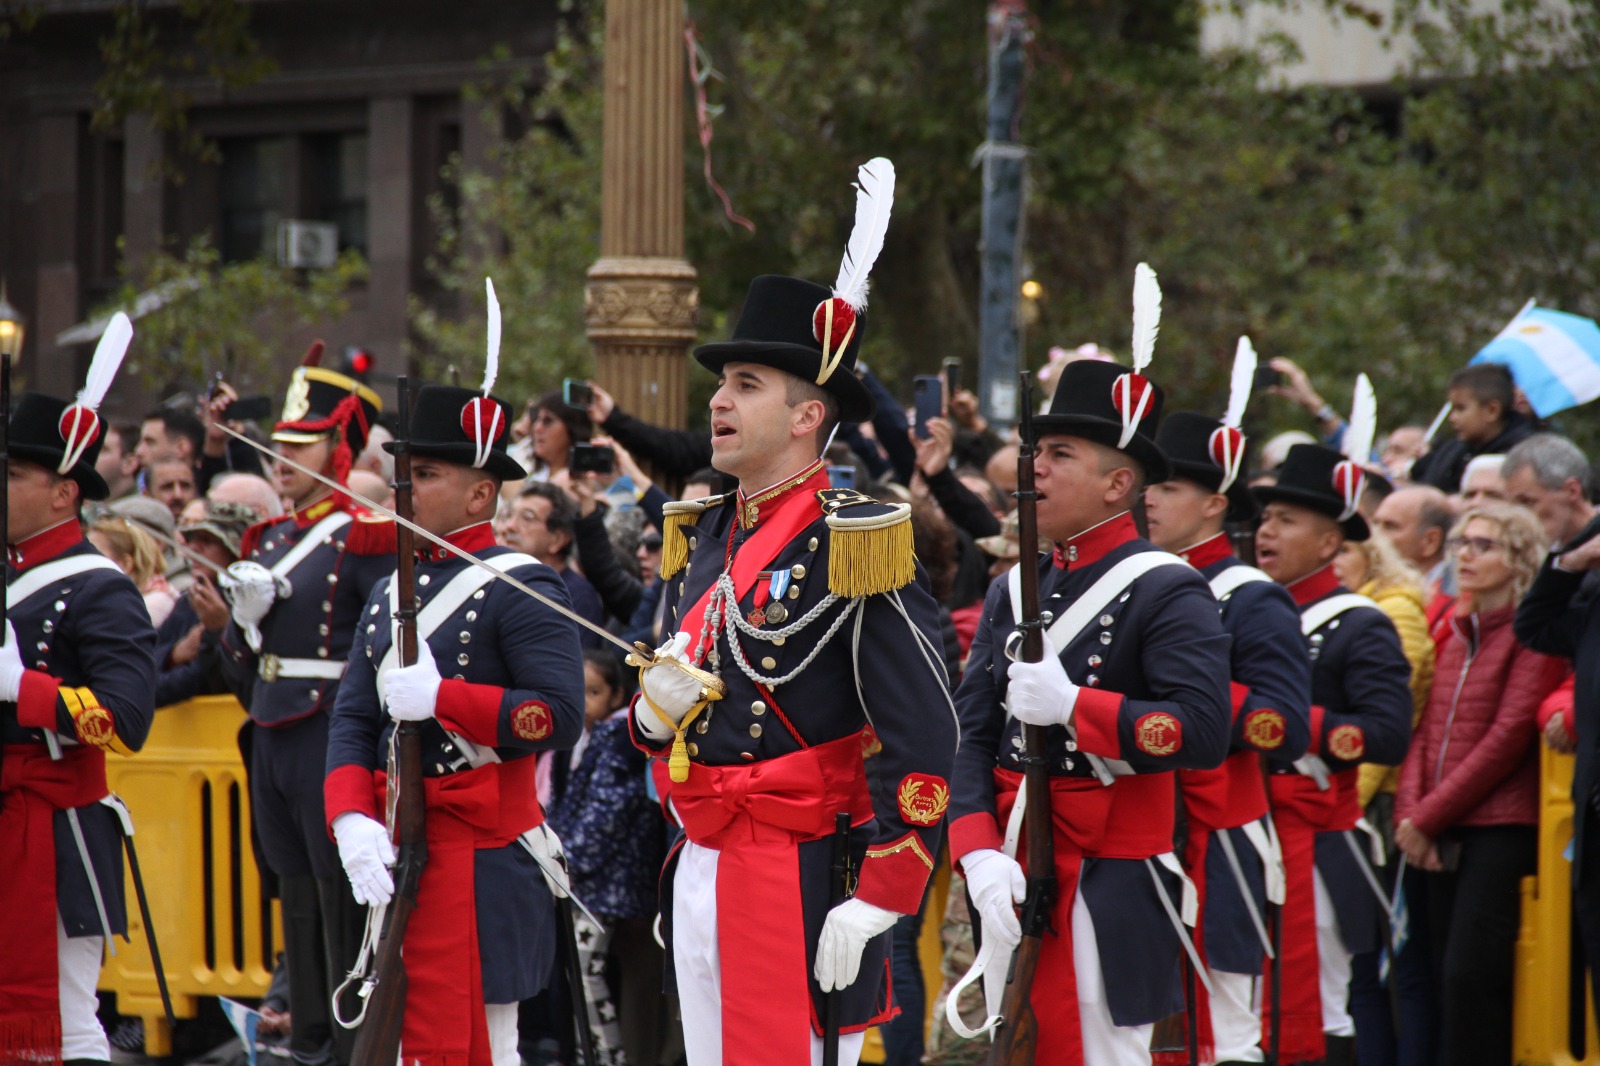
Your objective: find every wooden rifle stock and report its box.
[351,377,429,1066]
[988,374,1057,1066]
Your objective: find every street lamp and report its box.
[0,281,24,361]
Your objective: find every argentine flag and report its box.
[218,996,260,1066]
[1471,304,1600,417]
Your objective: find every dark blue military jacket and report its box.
[1183,540,1312,974]
[1286,564,1413,955]
[221,497,394,726]
[948,513,1233,1025]
[4,524,156,936]
[641,471,958,1029]
[325,524,585,1000]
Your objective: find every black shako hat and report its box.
[1156,411,1258,520]
[1033,359,1169,483]
[273,341,382,457]
[385,384,523,482]
[695,275,875,424]
[1252,443,1371,541]
[11,392,112,500]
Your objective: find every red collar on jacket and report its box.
[735,460,828,531]
[417,521,497,563]
[1053,511,1137,570]
[1177,531,1234,569]
[1286,563,1343,606]
[9,518,85,570]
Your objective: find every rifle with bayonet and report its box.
[350,377,428,1066]
[987,373,1057,1066]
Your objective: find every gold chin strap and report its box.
[627,642,727,782]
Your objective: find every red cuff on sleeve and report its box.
[947,811,1003,863]
[324,764,379,829]
[435,678,504,747]
[1308,704,1326,754]
[16,670,62,729]
[626,691,670,754]
[1073,687,1125,758]
[852,831,936,914]
[1229,681,1250,718]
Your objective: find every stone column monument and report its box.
[585,0,698,429]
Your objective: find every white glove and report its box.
[332,811,395,907]
[225,561,279,627]
[637,632,704,736]
[0,622,24,703]
[962,848,1026,950]
[1005,634,1081,729]
[814,897,900,993]
[381,639,441,722]
[523,822,570,899]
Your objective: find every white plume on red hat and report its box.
[811,157,894,385]
[1334,373,1376,521]
[57,311,134,477]
[1113,263,1161,450]
[461,276,507,469]
[1208,335,1256,493]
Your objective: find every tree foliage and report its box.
[409,22,603,402]
[103,236,367,395]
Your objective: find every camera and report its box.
[569,442,616,475]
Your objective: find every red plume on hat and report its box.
[460,277,506,469]
[812,158,894,386]
[57,312,134,477]
[1113,263,1161,450]
[1334,373,1376,522]
[301,339,325,367]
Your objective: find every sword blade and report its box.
[1215,827,1275,959]
[219,425,638,657]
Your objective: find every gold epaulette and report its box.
[817,489,916,598]
[659,493,728,580]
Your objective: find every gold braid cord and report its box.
[627,642,727,782]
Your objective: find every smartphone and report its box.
[223,395,273,421]
[563,378,595,410]
[1253,367,1283,391]
[942,357,961,401]
[568,442,616,475]
[912,375,944,440]
[826,464,856,490]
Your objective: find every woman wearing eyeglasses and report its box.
[1395,502,1571,1066]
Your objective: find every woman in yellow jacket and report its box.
[1334,527,1438,1064]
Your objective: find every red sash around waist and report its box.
[1262,767,1359,1064]
[1180,749,1269,833]
[670,733,873,1066]
[370,756,544,1066]
[993,768,1177,1066]
[0,744,110,1060]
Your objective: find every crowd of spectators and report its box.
[92,347,1600,1066]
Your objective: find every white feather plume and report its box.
[1344,373,1377,464]
[77,312,133,413]
[1130,263,1161,375]
[1223,336,1256,430]
[483,277,501,397]
[831,157,895,312]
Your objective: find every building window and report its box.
[306,131,369,256]
[217,131,369,263]
[219,135,290,262]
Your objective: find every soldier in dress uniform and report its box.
[219,345,393,1066]
[324,382,585,1066]
[946,346,1235,1065]
[1146,399,1313,1065]
[1250,442,1413,1066]
[631,161,958,1066]
[0,327,158,1065]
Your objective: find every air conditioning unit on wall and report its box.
[277,220,339,269]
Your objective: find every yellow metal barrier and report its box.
[1514,745,1600,1066]
[100,696,279,1056]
